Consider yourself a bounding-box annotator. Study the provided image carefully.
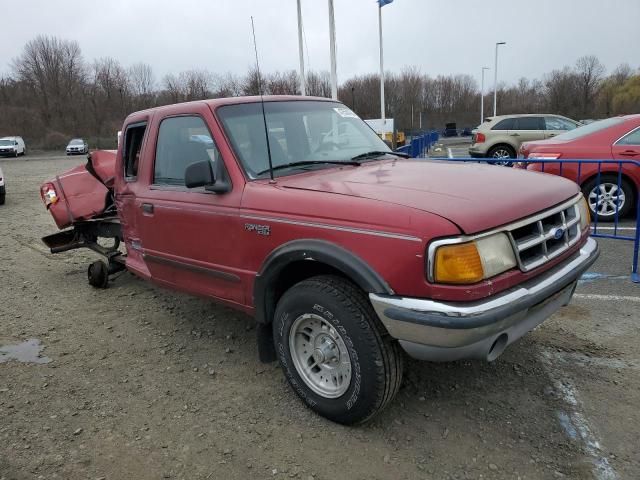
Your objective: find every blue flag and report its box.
[378,0,393,6]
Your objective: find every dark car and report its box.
[442,122,458,137]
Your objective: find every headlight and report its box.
[578,195,590,230]
[432,233,517,284]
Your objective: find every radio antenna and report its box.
[251,16,275,183]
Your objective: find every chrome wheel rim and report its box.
[588,183,625,217]
[288,313,352,398]
[491,148,512,159]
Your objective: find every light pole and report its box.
[328,0,338,100]
[493,42,506,116]
[481,66,490,124]
[296,0,306,96]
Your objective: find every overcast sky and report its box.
[1,0,638,87]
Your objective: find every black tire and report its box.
[486,145,516,166]
[0,187,5,205]
[88,260,109,288]
[582,174,635,222]
[273,275,403,425]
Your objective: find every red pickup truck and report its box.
[40,96,599,424]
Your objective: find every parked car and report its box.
[39,96,598,424]
[66,138,88,155]
[0,136,26,157]
[469,114,581,165]
[460,127,472,137]
[0,165,5,205]
[519,115,640,221]
[442,122,458,137]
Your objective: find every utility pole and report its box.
[378,3,385,133]
[328,0,338,99]
[493,42,506,116]
[297,0,306,95]
[481,66,490,124]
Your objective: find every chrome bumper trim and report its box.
[370,237,599,360]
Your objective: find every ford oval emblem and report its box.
[552,228,565,240]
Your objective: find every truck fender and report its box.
[253,239,393,325]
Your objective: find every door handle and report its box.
[509,133,520,137]
[141,203,154,214]
[619,150,639,157]
[547,133,556,137]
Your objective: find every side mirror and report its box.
[184,161,230,193]
[185,161,214,188]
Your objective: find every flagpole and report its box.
[328,0,338,99]
[378,3,385,135]
[297,0,306,95]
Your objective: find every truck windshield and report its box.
[0,140,13,146]
[217,101,391,179]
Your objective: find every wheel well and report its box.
[487,143,516,156]
[265,260,350,325]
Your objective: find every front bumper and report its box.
[370,237,599,362]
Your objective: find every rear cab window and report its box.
[153,115,223,187]
[123,122,147,181]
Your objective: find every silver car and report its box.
[469,114,580,165]
[66,138,88,155]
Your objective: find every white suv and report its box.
[0,136,26,157]
[469,115,580,165]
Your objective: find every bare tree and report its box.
[575,55,605,116]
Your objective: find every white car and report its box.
[0,136,26,157]
[0,165,5,205]
[66,138,88,155]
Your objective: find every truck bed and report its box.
[41,150,117,230]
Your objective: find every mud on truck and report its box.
[40,96,599,424]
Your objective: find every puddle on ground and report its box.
[0,339,52,364]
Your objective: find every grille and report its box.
[507,198,582,272]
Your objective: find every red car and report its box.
[39,96,598,424]
[520,115,640,221]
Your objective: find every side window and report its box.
[616,128,640,146]
[545,117,577,131]
[124,122,147,180]
[154,116,221,186]
[513,117,543,130]
[491,118,515,130]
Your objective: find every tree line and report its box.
[1,35,639,149]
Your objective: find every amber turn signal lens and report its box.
[434,242,484,284]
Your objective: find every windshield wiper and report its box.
[256,160,361,177]
[350,150,410,160]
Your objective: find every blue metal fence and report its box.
[395,130,439,158]
[429,157,640,283]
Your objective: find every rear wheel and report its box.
[273,275,403,424]
[88,260,109,288]
[582,174,634,221]
[0,186,5,205]
[486,145,515,166]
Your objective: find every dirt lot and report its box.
[1,155,639,480]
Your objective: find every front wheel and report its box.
[273,275,403,424]
[583,174,634,221]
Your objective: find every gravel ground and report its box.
[1,154,638,480]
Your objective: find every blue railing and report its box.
[429,157,640,283]
[396,130,439,158]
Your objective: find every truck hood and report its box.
[278,159,579,234]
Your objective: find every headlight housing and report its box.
[431,233,517,284]
[578,195,590,230]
